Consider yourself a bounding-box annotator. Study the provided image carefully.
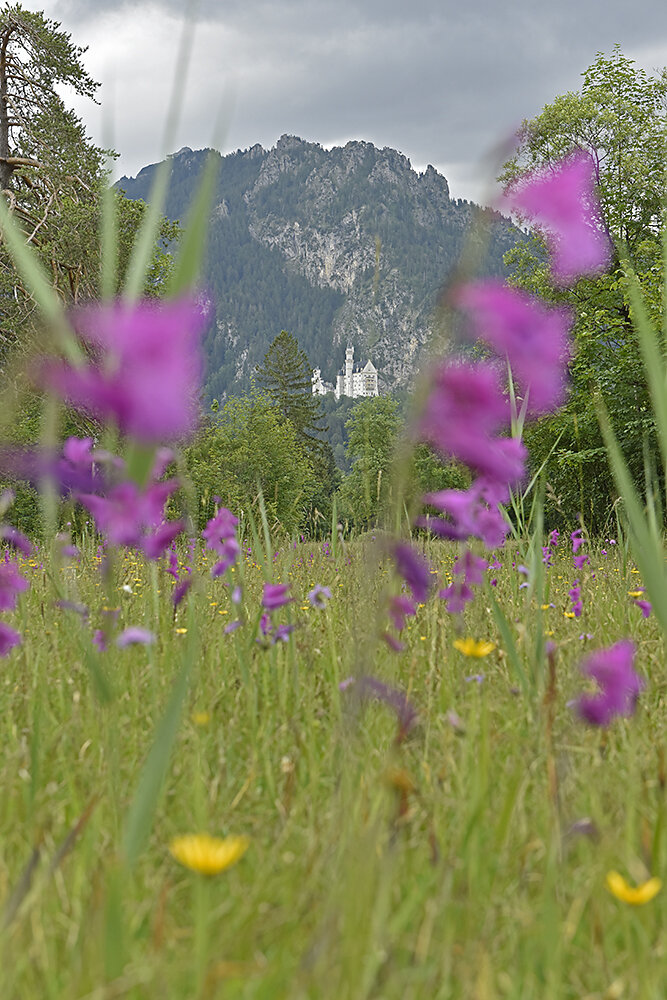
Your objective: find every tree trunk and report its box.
[0,24,14,192]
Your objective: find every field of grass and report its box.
[1,526,665,999]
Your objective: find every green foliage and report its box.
[184,392,319,535]
[339,395,401,527]
[501,48,667,531]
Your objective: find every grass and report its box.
[0,528,665,999]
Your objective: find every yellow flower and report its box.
[563,611,576,618]
[605,870,662,905]
[191,711,211,726]
[169,834,249,875]
[453,638,496,658]
[175,627,188,634]
[627,590,644,598]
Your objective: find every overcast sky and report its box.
[25,0,667,204]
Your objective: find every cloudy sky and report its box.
[25,0,667,204]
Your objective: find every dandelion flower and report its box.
[453,638,496,658]
[605,870,661,905]
[169,833,249,875]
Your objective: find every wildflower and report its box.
[92,628,107,652]
[453,638,496,658]
[568,581,583,617]
[350,675,418,740]
[570,527,585,554]
[191,711,210,726]
[575,640,644,726]
[421,480,510,549]
[573,553,590,570]
[0,621,21,656]
[43,299,208,442]
[453,550,487,586]
[116,627,156,648]
[393,543,432,603]
[0,559,29,612]
[388,594,416,631]
[382,632,405,652]
[224,620,243,634]
[262,583,292,610]
[0,524,32,557]
[169,833,249,875]
[454,282,572,413]
[202,507,238,551]
[418,361,526,484]
[78,480,180,557]
[633,599,652,618]
[308,584,332,609]
[172,576,193,607]
[605,871,662,905]
[503,152,612,284]
[271,623,295,643]
[439,581,474,615]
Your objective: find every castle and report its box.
[312,345,379,400]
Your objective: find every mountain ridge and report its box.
[117,135,523,403]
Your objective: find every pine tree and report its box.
[255,330,328,455]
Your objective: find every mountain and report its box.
[117,135,523,404]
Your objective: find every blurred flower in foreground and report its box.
[308,584,331,609]
[169,833,249,875]
[43,298,208,443]
[453,638,496,658]
[605,871,662,905]
[575,640,643,726]
[262,583,292,610]
[116,627,156,648]
[455,282,572,414]
[503,152,612,284]
[0,621,21,656]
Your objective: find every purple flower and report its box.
[0,559,29,612]
[388,594,416,631]
[393,543,432,603]
[202,508,238,552]
[382,632,405,653]
[439,581,475,615]
[116,627,156,648]
[344,675,418,741]
[172,576,193,607]
[455,282,572,413]
[42,299,208,442]
[453,550,488,586]
[262,583,292,611]
[0,621,21,656]
[259,613,272,637]
[573,553,590,570]
[0,525,32,556]
[570,528,585,554]
[421,480,510,550]
[78,480,179,557]
[93,628,108,652]
[308,584,332,609]
[211,537,241,577]
[418,361,526,485]
[224,619,243,634]
[634,599,652,619]
[575,640,644,726]
[272,624,295,643]
[568,581,583,617]
[503,152,612,284]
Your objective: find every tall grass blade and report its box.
[1,846,40,930]
[596,396,667,632]
[122,657,191,868]
[166,151,219,296]
[486,585,531,696]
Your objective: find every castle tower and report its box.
[345,344,354,396]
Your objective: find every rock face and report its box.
[118,136,522,403]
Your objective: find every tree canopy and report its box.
[500,48,667,531]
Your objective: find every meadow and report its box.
[1,524,664,999]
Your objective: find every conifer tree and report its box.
[255,330,328,455]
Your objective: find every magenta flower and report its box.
[504,152,612,284]
[393,543,432,603]
[570,528,585,554]
[418,361,526,484]
[262,583,292,611]
[0,621,21,656]
[116,627,156,648]
[342,675,418,741]
[454,282,572,413]
[575,640,644,726]
[202,507,238,552]
[43,298,207,442]
[422,480,510,550]
[308,584,332,609]
[633,599,652,619]
[0,559,29,612]
[388,594,416,631]
[78,480,180,558]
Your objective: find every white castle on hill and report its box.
[312,344,379,400]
